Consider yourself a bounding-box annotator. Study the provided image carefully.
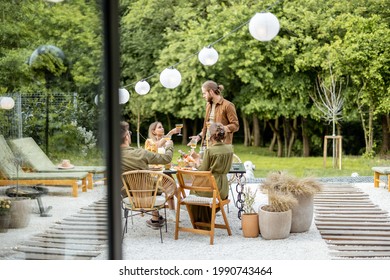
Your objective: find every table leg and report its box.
[234,173,246,219]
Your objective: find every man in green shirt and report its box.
[120,121,174,229]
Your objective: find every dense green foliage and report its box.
[0,0,389,159]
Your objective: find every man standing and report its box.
[192,80,239,145]
[120,121,173,229]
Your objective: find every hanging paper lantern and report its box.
[249,12,280,42]
[159,68,181,89]
[119,88,130,104]
[135,80,150,95]
[198,46,219,66]
[0,97,15,110]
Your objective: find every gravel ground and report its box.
[1,175,389,261]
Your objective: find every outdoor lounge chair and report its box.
[7,137,106,190]
[0,135,89,197]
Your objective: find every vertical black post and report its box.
[45,91,49,155]
[102,0,122,259]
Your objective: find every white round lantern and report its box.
[94,95,100,105]
[159,68,182,89]
[0,97,15,110]
[249,12,280,42]
[135,80,150,95]
[119,88,130,104]
[198,46,219,66]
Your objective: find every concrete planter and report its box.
[290,194,314,233]
[258,205,291,240]
[9,197,32,229]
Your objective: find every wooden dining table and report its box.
[162,162,247,219]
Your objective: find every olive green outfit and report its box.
[121,145,173,173]
[189,142,233,225]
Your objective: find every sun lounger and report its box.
[0,135,90,197]
[7,137,106,190]
[372,166,390,191]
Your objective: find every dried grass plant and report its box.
[260,171,323,212]
[262,190,298,212]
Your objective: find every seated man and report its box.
[120,121,174,229]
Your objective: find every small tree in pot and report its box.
[6,154,32,228]
[241,186,259,238]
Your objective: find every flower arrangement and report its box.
[177,149,196,168]
[0,198,12,216]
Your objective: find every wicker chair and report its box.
[121,170,176,242]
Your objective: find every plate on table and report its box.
[148,165,163,171]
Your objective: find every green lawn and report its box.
[173,144,390,178]
[59,144,389,179]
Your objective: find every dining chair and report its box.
[174,169,232,245]
[121,170,176,243]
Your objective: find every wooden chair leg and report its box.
[72,182,78,197]
[388,174,390,192]
[374,172,380,188]
[174,200,181,240]
[220,206,232,236]
[81,178,87,192]
[209,205,217,245]
[87,173,93,190]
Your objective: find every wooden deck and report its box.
[314,184,390,259]
[14,199,108,260]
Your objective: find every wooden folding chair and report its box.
[121,170,176,243]
[175,170,232,245]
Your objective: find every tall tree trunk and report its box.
[181,119,187,144]
[268,118,282,157]
[283,117,289,157]
[379,114,390,157]
[287,118,298,157]
[242,113,251,146]
[268,120,276,151]
[301,117,310,157]
[253,114,260,147]
[368,108,374,154]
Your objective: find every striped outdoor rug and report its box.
[14,198,108,260]
[314,184,390,259]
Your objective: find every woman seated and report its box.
[145,121,180,153]
[144,121,180,210]
[190,122,234,225]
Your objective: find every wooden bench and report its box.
[372,167,390,191]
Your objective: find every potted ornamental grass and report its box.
[258,186,298,240]
[260,171,323,235]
